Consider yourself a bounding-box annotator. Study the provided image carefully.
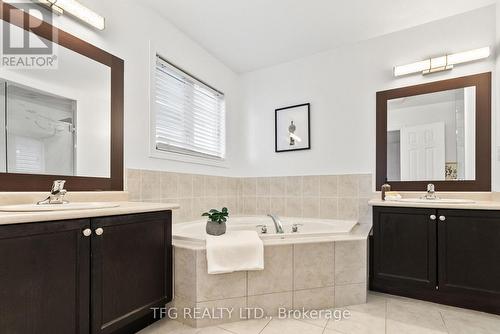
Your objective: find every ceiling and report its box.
[141,0,496,73]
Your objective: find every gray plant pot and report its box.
[206,220,226,236]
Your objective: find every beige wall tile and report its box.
[192,174,205,197]
[294,242,334,290]
[294,287,335,310]
[286,176,303,197]
[303,176,320,197]
[256,197,271,214]
[176,198,193,222]
[320,198,338,219]
[358,198,371,223]
[270,177,286,197]
[141,170,160,201]
[217,177,229,197]
[302,197,320,218]
[193,197,208,219]
[205,176,219,197]
[335,240,367,285]
[160,172,178,199]
[178,173,194,198]
[256,177,271,196]
[270,197,286,216]
[247,292,293,317]
[242,178,257,196]
[174,247,197,301]
[335,283,367,307]
[338,198,359,220]
[126,169,141,201]
[358,174,373,197]
[248,245,293,295]
[339,175,359,197]
[227,178,239,197]
[195,250,247,302]
[286,197,303,217]
[320,175,338,197]
[242,197,257,215]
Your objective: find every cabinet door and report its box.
[0,219,90,334]
[437,209,500,314]
[91,211,172,334]
[372,207,437,295]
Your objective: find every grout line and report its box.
[385,298,388,334]
[258,317,272,334]
[439,310,450,333]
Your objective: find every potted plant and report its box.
[202,207,229,236]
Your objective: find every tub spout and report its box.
[267,213,284,234]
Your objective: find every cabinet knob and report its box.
[439,216,446,222]
[430,215,436,221]
[82,228,92,237]
[95,227,104,236]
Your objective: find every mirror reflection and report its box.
[0,22,111,177]
[387,87,476,181]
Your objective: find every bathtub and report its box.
[172,215,370,327]
[173,215,359,245]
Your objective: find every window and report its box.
[153,56,226,160]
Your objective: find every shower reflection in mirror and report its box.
[0,80,76,176]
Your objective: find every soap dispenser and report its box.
[381,180,391,201]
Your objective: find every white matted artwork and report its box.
[275,103,310,152]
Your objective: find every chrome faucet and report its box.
[423,183,438,200]
[267,213,284,234]
[37,180,68,205]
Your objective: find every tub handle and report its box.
[256,225,268,234]
[292,223,303,233]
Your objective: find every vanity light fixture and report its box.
[394,47,490,77]
[33,0,105,30]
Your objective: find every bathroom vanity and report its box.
[0,202,178,334]
[370,201,500,315]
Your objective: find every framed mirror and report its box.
[376,72,491,191]
[0,2,123,191]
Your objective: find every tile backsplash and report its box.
[126,169,373,224]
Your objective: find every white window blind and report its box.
[154,56,226,159]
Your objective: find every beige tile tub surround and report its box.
[173,240,367,328]
[126,169,373,223]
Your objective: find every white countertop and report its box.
[369,198,500,210]
[0,201,180,226]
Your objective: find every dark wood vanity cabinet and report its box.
[371,206,500,314]
[92,211,172,334]
[0,218,91,334]
[0,211,172,334]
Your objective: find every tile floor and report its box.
[138,292,500,334]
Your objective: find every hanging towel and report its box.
[206,230,264,274]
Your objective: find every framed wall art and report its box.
[275,103,310,152]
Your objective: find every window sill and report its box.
[149,149,229,168]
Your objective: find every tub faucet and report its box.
[267,214,284,234]
[37,180,68,205]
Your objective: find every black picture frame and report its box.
[275,103,311,153]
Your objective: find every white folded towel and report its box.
[206,230,264,274]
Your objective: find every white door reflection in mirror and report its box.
[387,86,476,182]
[400,122,445,181]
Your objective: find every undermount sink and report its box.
[395,198,476,204]
[0,202,120,212]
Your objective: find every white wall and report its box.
[47,0,243,176]
[239,6,496,185]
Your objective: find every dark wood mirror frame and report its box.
[0,1,123,191]
[376,72,491,192]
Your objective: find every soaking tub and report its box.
[172,215,371,328]
[173,215,359,246]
